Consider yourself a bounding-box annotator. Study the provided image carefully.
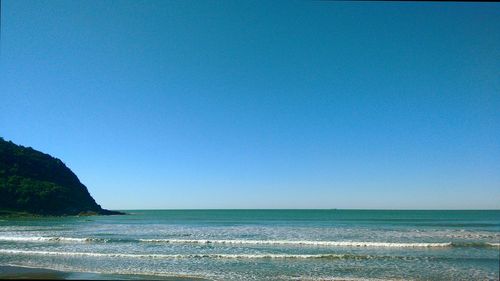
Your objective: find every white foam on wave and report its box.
[6,236,496,248]
[0,236,102,243]
[139,239,452,248]
[0,249,347,259]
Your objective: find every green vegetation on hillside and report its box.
[0,137,123,216]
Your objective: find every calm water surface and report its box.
[0,210,499,280]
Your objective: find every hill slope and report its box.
[0,137,123,216]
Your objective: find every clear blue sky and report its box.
[1,1,499,209]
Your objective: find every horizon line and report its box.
[112,208,500,211]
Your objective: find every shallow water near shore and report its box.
[0,210,499,280]
[0,265,206,280]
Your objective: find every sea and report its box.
[0,210,499,280]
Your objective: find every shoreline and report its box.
[0,265,209,280]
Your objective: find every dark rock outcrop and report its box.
[0,137,124,216]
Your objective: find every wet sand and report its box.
[0,265,209,280]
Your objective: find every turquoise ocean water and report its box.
[0,210,499,280]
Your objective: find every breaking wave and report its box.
[0,249,355,260]
[0,236,107,243]
[1,236,497,248]
[139,239,452,248]
[2,249,498,262]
